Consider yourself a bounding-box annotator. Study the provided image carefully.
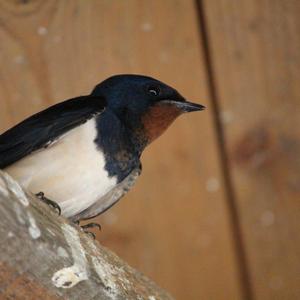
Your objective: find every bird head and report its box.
[92,74,205,145]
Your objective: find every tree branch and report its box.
[0,171,173,300]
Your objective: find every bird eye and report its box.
[148,86,160,96]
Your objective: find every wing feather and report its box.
[0,96,106,168]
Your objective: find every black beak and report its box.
[161,100,206,112]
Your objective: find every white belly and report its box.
[4,118,117,218]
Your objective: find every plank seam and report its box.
[194,1,254,299]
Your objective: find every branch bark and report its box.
[0,171,173,300]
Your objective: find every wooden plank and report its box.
[0,1,242,299]
[202,0,300,299]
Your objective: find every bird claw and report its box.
[80,222,101,239]
[87,231,96,239]
[81,222,102,231]
[35,192,61,215]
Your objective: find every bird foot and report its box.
[35,192,61,215]
[80,222,101,239]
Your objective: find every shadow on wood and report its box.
[0,171,173,300]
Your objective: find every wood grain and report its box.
[202,0,300,298]
[0,1,242,299]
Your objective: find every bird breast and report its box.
[4,118,117,218]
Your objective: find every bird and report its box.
[0,74,205,224]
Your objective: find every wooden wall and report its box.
[0,1,299,299]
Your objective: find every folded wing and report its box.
[0,96,106,168]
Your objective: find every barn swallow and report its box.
[0,74,205,223]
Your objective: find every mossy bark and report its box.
[0,171,173,300]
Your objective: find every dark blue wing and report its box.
[0,96,106,168]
